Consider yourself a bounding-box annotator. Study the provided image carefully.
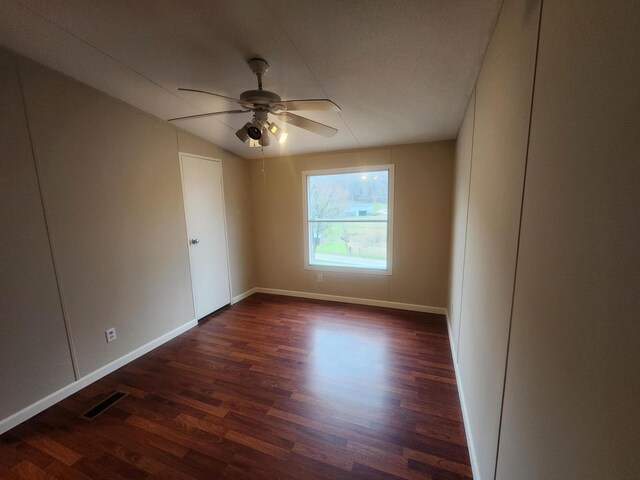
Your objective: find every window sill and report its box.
[304,264,392,276]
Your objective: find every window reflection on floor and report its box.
[309,326,388,411]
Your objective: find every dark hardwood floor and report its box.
[0,293,472,479]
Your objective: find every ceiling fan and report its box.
[168,58,340,147]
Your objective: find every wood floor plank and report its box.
[0,293,472,479]
[11,460,58,480]
[19,434,81,467]
[404,447,472,478]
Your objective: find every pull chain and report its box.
[261,146,267,191]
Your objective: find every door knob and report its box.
[190,238,200,245]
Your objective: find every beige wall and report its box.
[20,57,194,376]
[0,50,76,419]
[448,89,475,353]
[496,1,640,478]
[251,142,454,308]
[451,1,640,479]
[0,48,254,426]
[449,0,542,478]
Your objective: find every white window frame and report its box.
[302,164,394,275]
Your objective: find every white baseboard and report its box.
[253,287,447,315]
[0,319,198,435]
[231,287,258,304]
[446,310,457,362]
[446,313,481,480]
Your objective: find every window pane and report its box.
[308,221,387,270]
[308,170,389,221]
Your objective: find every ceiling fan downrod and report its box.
[248,58,269,90]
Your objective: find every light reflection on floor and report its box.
[309,325,388,411]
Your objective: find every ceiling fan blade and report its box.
[277,112,338,137]
[274,99,340,112]
[168,109,249,122]
[178,88,242,104]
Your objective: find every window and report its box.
[303,165,394,274]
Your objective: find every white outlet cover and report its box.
[105,328,117,343]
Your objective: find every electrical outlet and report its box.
[317,274,323,282]
[105,328,117,343]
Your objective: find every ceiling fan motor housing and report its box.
[240,89,281,107]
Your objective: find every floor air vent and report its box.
[80,390,128,420]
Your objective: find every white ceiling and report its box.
[0,0,501,159]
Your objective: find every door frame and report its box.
[178,152,233,318]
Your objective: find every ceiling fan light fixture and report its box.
[235,122,252,143]
[259,127,270,146]
[268,121,288,144]
[247,124,262,140]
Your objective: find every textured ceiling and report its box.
[0,0,501,159]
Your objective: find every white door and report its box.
[180,154,231,319]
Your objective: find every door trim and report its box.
[178,152,233,319]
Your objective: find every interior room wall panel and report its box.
[452,0,542,478]
[448,89,475,352]
[19,57,196,376]
[0,48,76,420]
[495,1,640,478]
[250,141,454,309]
[388,143,454,306]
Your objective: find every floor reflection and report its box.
[309,325,388,411]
